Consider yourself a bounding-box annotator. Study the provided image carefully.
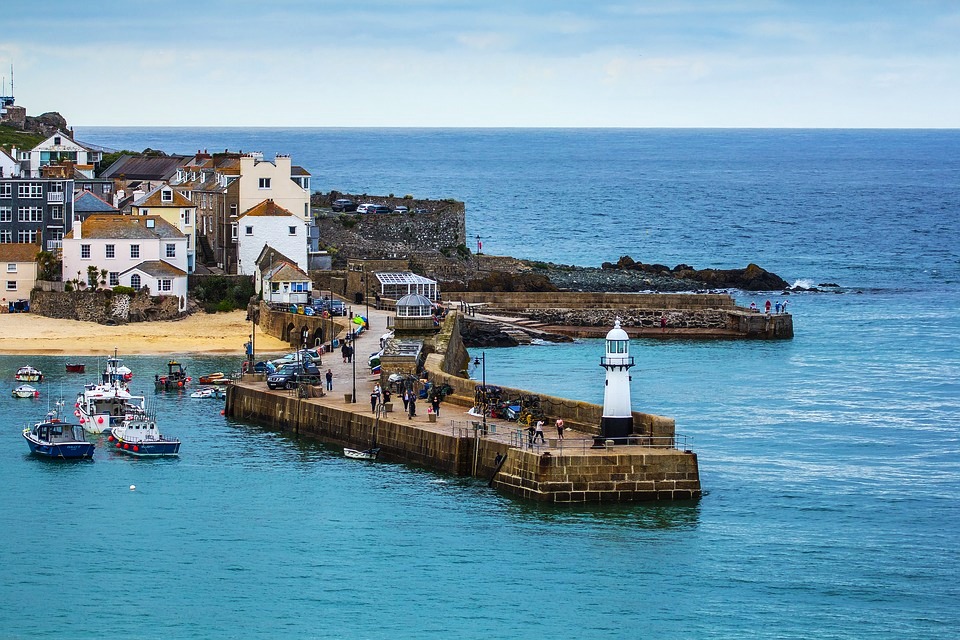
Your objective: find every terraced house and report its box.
[172,151,310,274]
[0,175,75,252]
[61,214,188,310]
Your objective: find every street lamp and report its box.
[473,352,486,433]
[350,306,357,403]
[363,267,369,329]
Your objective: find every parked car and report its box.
[393,205,409,214]
[414,207,429,214]
[267,363,322,390]
[356,203,376,214]
[369,204,392,214]
[327,300,346,316]
[332,198,357,212]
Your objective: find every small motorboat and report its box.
[155,360,190,390]
[12,384,39,399]
[23,402,95,459]
[15,365,43,382]
[198,372,225,385]
[344,447,380,460]
[108,409,180,457]
[65,363,86,373]
[190,386,224,399]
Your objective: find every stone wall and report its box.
[256,301,351,349]
[450,291,737,310]
[492,448,701,503]
[529,307,728,330]
[225,382,700,503]
[30,289,184,323]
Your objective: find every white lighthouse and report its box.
[599,318,634,440]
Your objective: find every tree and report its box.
[35,250,61,282]
[99,269,108,288]
[87,265,99,288]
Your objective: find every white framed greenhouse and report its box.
[374,272,439,301]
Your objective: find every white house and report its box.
[131,183,197,273]
[62,214,189,310]
[235,199,307,276]
[261,260,311,305]
[27,131,102,178]
[0,148,19,178]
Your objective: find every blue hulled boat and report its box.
[23,403,95,459]
[108,409,180,457]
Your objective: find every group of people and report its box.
[368,384,442,420]
[750,299,790,314]
[527,418,566,445]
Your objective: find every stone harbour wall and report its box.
[529,307,729,329]
[30,289,184,324]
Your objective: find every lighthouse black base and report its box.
[592,415,634,447]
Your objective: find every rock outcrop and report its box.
[599,256,789,291]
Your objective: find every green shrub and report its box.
[216,300,234,312]
[338,214,358,228]
[112,285,136,295]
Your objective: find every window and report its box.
[141,209,148,216]
[49,181,64,193]
[166,244,176,258]
[109,272,119,286]
[291,282,308,292]
[130,274,141,289]
[18,183,43,198]
[6,281,15,291]
[50,205,63,220]
[105,244,115,259]
[18,207,43,222]
[229,204,238,217]
[159,279,171,292]
[54,136,61,145]
[81,244,91,259]
[0,183,10,198]
[183,209,191,225]
[17,230,38,243]
[130,245,140,259]
[288,226,297,236]
[0,207,11,222]
[0,230,10,243]
[271,282,279,292]
[231,223,238,239]
[245,226,253,236]
[7,263,16,273]
[161,190,173,202]
[258,178,271,189]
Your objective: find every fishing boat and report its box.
[12,384,39,398]
[107,408,180,457]
[155,360,190,390]
[15,365,43,382]
[65,363,86,373]
[75,381,146,435]
[22,402,95,459]
[344,447,381,460]
[100,351,133,384]
[190,386,224,399]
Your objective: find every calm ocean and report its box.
[1,129,957,639]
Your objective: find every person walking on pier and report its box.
[341,342,349,363]
[765,299,772,314]
[555,418,565,440]
[408,393,417,419]
[325,369,333,391]
[431,393,441,417]
[534,420,545,444]
[371,384,381,413]
[402,389,410,413]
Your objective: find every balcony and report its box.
[46,240,62,253]
[47,192,65,203]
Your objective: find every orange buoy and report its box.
[108,435,114,442]
[133,445,139,452]
[97,417,104,424]
[123,443,129,450]
[79,418,85,424]
[220,410,225,416]
[178,381,183,388]
[115,442,122,448]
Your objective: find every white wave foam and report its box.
[791,279,817,289]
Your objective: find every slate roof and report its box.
[100,154,189,181]
[265,261,309,282]
[0,243,40,262]
[239,199,295,218]
[291,165,311,176]
[255,244,297,269]
[133,184,194,208]
[120,260,187,278]
[74,190,119,214]
[65,214,184,240]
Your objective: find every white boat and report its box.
[108,408,180,457]
[12,384,39,399]
[344,447,380,460]
[15,366,43,382]
[75,383,145,434]
[190,386,224,399]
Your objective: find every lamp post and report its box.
[363,267,369,329]
[350,306,357,403]
[473,352,486,433]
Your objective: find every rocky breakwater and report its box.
[598,256,790,291]
[527,308,728,331]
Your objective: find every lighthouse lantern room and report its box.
[599,318,635,441]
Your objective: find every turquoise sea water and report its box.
[1,129,958,638]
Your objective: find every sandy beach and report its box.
[0,311,291,356]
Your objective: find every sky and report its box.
[2,1,959,127]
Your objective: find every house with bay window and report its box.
[61,214,188,310]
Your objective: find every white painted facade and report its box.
[236,207,308,276]
[0,149,19,178]
[237,155,310,222]
[28,131,101,178]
